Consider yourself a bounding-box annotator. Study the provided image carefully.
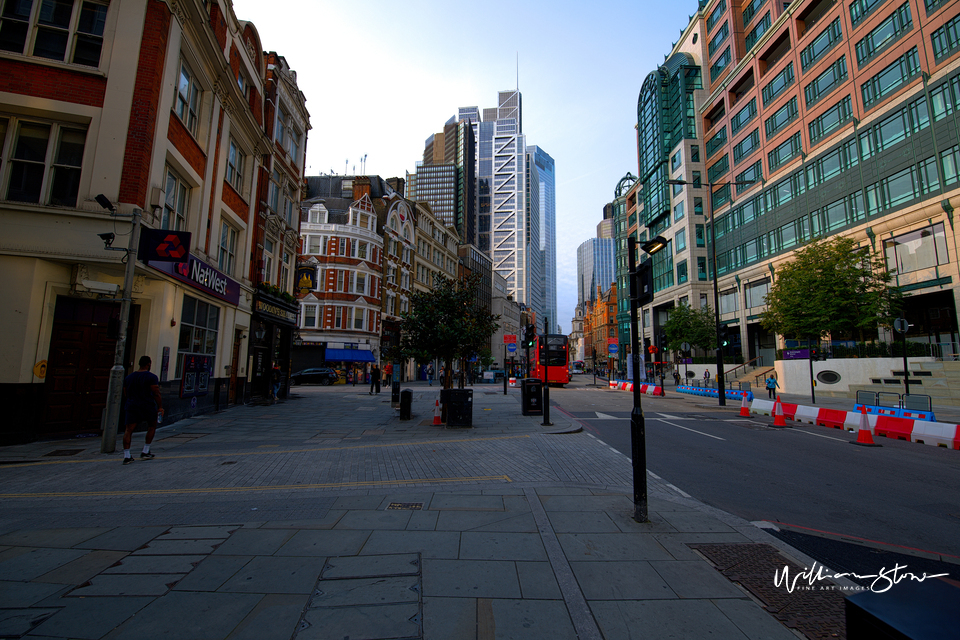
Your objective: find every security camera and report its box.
[81,280,120,295]
[95,194,114,211]
[98,232,115,248]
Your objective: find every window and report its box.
[303,305,317,328]
[884,223,948,274]
[226,138,244,192]
[925,0,948,14]
[710,47,731,81]
[674,201,685,221]
[269,169,281,213]
[2,117,85,206]
[671,149,682,171]
[697,256,709,280]
[720,290,739,314]
[931,12,960,61]
[730,99,757,135]
[693,171,702,188]
[706,127,727,158]
[861,47,919,108]
[677,260,689,284]
[733,128,760,164]
[805,56,847,107]
[264,239,276,284]
[736,161,762,190]
[280,252,290,291]
[709,21,729,57]
[707,0,727,32]
[176,295,219,380]
[765,97,799,137]
[745,280,769,308]
[708,154,730,182]
[855,2,912,67]
[676,228,687,252]
[691,145,700,162]
[809,95,853,143]
[175,58,201,135]
[745,12,771,51]
[218,221,237,274]
[696,224,706,247]
[276,105,301,162]
[850,0,887,26]
[800,18,843,71]
[163,167,189,230]
[762,62,795,105]
[0,0,107,66]
[694,197,704,215]
[743,0,767,25]
[768,131,802,170]
[356,273,366,295]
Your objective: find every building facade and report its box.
[0,0,306,443]
[629,0,960,375]
[528,145,557,332]
[577,237,617,310]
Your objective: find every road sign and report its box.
[504,334,517,344]
[507,343,517,353]
[681,342,691,352]
[608,344,619,354]
[893,318,909,334]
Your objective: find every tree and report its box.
[760,237,902,343]
[662,302,716,353]
[398,274,500,389]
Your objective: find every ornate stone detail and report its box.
[133,275,146,294]
[169,0,187,27]
[213,80,233,116]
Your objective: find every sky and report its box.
[230,0,698,333]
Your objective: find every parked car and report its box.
[289,367,340,386]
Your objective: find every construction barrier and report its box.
[675,385,755,401]
[854,404,936,422]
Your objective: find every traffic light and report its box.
[718,326,729,347]
[810,347,819,360]
[522,324,537,348]
[632,261,653,305]
[644,337,651,350]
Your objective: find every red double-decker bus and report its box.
[530,334,570,387]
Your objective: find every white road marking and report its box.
[652,418,726,441]
[595,412,624,420]
[788,429,848,443]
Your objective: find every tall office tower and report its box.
[528,146,557,331]
[409,117,477,246]
[577,237,616,310]
[459,91,541,314]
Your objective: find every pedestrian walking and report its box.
[765,375,779,399]
[383,362,393,385]
[427,364,434,386]
[369,364,381,395]
[673,370,681,386]
[122,355,163,465]
[704,369,711,385]
[271,363,282,402]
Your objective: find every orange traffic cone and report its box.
[851,405,881,447]
[739,394,751,417]
[432,399,442,426]
[773,395,786,427]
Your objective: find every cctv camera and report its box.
[98,232,115,248]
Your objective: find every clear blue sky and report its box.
[231,0,698,333]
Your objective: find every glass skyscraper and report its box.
[528,145,557,331]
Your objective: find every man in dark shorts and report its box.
[122,356,163,465]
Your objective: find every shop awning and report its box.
[325,349,375,363]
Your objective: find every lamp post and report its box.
[666,179,754,406]
[627,237,648,522]
[96,195,142,454]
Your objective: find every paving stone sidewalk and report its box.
[0,383,834,639]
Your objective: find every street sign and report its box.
[607,337,618,345]
[893,318,909,334]
[507,343,517,353]
[504,334,517,344]
[608,344,619,354]
[681,342,691,352]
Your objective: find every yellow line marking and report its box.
[0,435,532,469]
[0,475,513,499]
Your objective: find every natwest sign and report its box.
[149,256,241,305]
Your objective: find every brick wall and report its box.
[0,59,107,107]
[167,113,207,177]
[119,0,170,207]
[209,2,227,52]
[222,181,249,223]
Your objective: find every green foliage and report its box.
[760,237,902,341]
[398,274,500,389]
[662,302,716,352]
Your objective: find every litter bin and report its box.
[399,389,412,420]
[521,378,543,416]
[444,388,473,427]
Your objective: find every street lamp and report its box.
[627,237,649,522]
[666,179,754,406]
[96,195,143,453]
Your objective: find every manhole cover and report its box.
[44,449,83,456]
[386,502,423,510]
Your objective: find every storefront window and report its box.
[176,295,219,378]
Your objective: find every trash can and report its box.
[399,389,412,420]
[521,378,543,416]
[444,388,473,427]
[391,379,401,404]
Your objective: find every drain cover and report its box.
[387,502,423,510]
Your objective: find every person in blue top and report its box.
[122,356,163,465]
[765,375,780,399]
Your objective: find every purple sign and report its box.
[148,256,241,305]
[784,349,810,360]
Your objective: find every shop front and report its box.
[251,286,299,400]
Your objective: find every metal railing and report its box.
[784,341,959,360]
[724,355,764,381]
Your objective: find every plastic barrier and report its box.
[675,386,754,401]
[794,404,820,425]
[874,415,914,441]
[854,403,936,422]
[910,421,960,449]
[816,408,849,430]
